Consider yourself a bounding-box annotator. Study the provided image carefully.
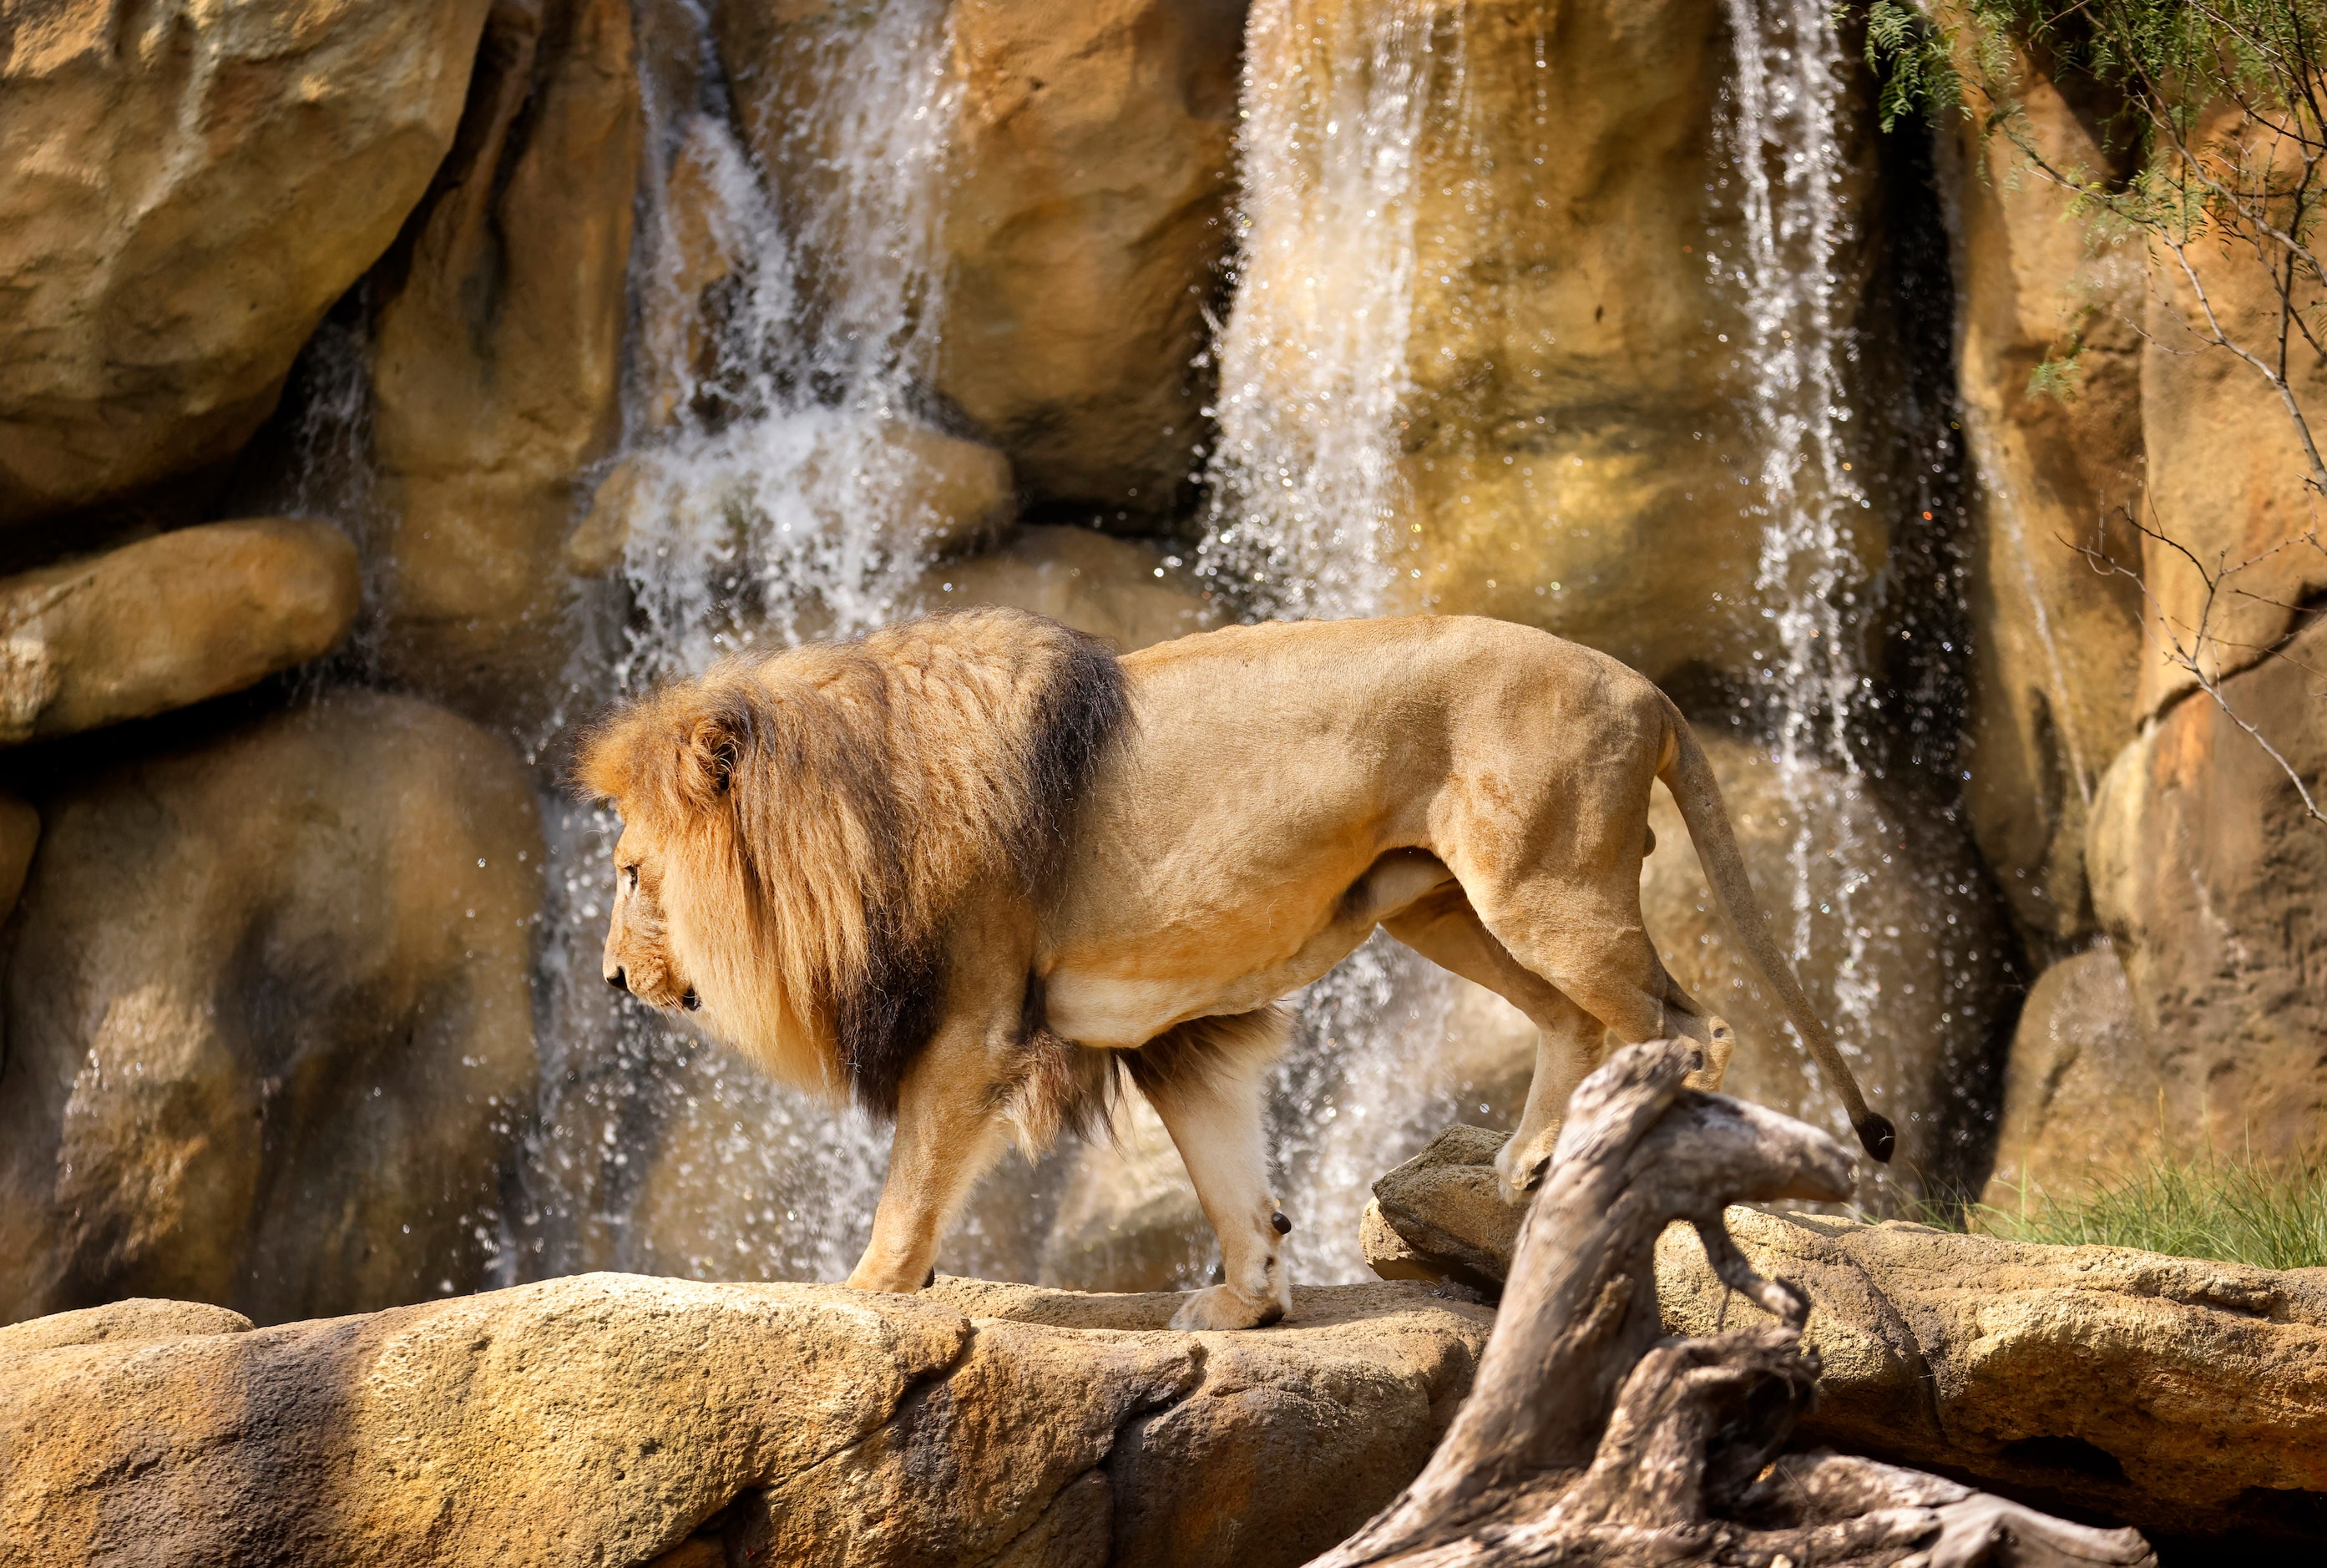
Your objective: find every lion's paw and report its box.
[1493,1136,1551,1207]
[1168,1283,1286,1332]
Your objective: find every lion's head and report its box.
[574,609,1130,1113]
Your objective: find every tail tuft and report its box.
[1855,1114,1896,1164]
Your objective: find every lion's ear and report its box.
[675,708,741,808]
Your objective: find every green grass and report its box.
[1966,1155,2327,1272]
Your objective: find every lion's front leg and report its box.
[847,1024,1010,1295]
[1140,1019,1294,1331]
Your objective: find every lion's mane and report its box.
[578,608,1130,1116]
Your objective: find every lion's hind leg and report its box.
[1129,1009,1295,1331]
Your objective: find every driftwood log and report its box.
[1308,1041,2158,1568]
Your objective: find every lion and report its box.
[577,607,1893,1330]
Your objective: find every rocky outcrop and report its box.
[367,0,642,712]
[1982,947,2160,1202]
[1661,1208,2327,1545]
[909,525,1217,652]
[0,0,492,530]
[2086,615,2327,1167]
[1358,1126,1515,1297]
[934,0,1246,519]
[1943,23,2147,953]
[0,691,542,1327]
[0,1273,1491,1568]
[1640,733,2009,1199]
[0,519,359,743]
[1360,1141,2327,1545]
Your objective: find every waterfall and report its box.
[1718,0,1881,1060]
[515,0,964,1286]
[1199,0,1470,1283]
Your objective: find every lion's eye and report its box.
[623,864,639,892]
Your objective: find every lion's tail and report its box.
[1655,699,1894,1164]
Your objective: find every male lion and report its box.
[579,608,1893,1330]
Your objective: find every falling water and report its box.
[1717,0,1887,1108]
[1199,0,1470,1283]
[516,0,964,1286]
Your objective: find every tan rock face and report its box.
[936,0,1246,517]
[908,524,1217,652]
[0,0,492,529]
[367,0,642,711]
[2137,108,2327,722]
[1982,948,2163,1204]
[0,691,543,1326]
[0,1273,1491,1568]
[1945,31,2147,951]
[0,519,358,743]
[1641,734,2009,1199]
[2086,617,2327,1166]
[1659,1207,2327,1543]
[1362,1125,1515,1297]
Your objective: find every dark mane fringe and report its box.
[802,609,1130,1117]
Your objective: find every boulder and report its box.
[0,518,359,743]
[0,1272,1492,1568]
[367,0,642,714]
[2086,615,2327,1166]
[1943,23,2147,952]
[712,1,1245,524]
[1981,947,2163,1204]
[1660,1207,2327,1545]
[0,690,544,1327]
[1358,1125,1515,1297]
[0,0,491,529]
[909,524,1217,652]
[933,0,1247,518]
[1640,733,2011,1201]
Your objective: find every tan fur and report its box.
[581,611,1889,1331]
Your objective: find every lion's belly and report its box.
[1040,849,1454,1049]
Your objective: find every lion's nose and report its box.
[606,967,628,993]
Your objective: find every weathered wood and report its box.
[1309,1040,2158,1568]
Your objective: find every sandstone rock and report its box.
[0,691,543,1326]
[0,1297,251,1358]
[910,524,1217,652]
[0,1272,1491,1568]
[1225,0,1889,685]
[1659,1207,2327,1544]
[934,0,1246,518]
[1361,1125,1515,1297]
[0,518,358,743]
[2086,615,2327,1167]
[1981,948,2164,1205]
[2136,106,2327,721]
[574,421,1017,578]
[1943,23,2147,952]
[0,794,33,924]
[1641,733,2011,1201]
[0,0,491,529]
[713,1,1244,523]
[367,0,642,712]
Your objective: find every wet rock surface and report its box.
[0,519,360,743]
[0,691,541,1326]
[0,1273,1491,1568]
